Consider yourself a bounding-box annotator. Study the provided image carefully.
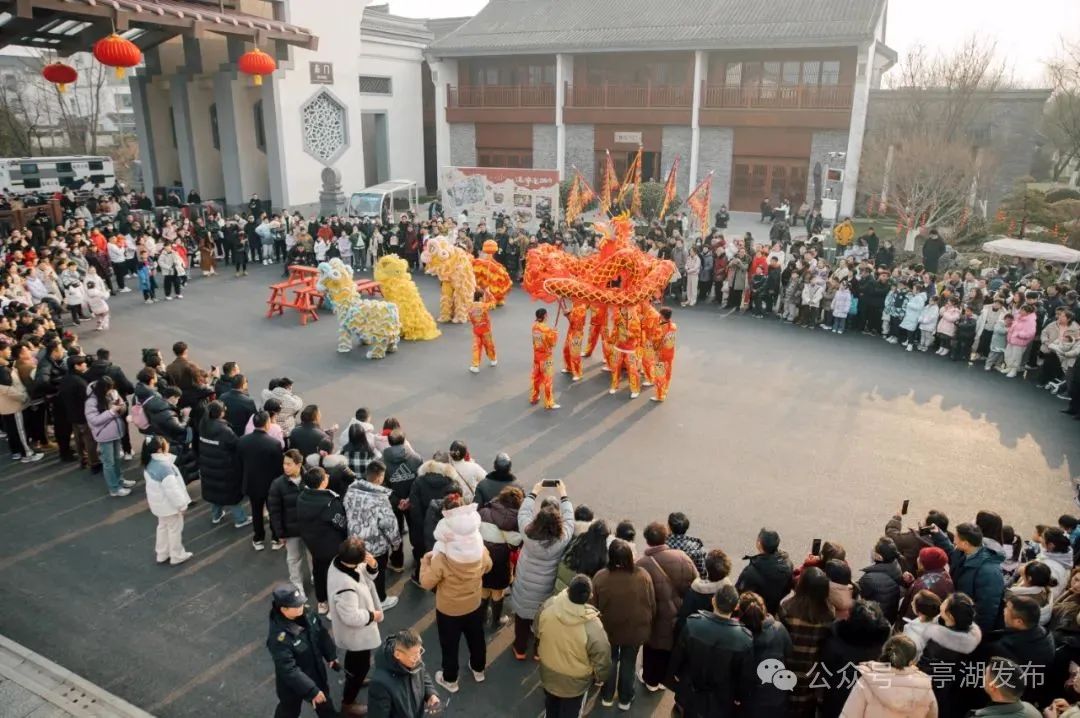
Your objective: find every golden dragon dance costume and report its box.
[468,297,497,369]
[653,319,677,401]
[639,303,661,386]
[530,320,557,408]
[562,303,587,380]
[609,305,642,394]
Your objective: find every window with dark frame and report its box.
[253,100,266,152]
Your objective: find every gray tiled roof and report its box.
[428,0,886,56]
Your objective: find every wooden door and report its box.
[731,157,808,212]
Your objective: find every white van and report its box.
[347,180,418,221]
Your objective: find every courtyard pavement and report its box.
[0,261,1075,716]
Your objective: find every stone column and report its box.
[688,50,706,194]
[213,71,245,212]
[129,74,157,195]
[261,75,290,211]
[169,76,199,195]
[556,53,567,180]
[840,42,876,219]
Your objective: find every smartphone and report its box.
[541,479,560,488]
[901,499,910,516]
[918,525,933,536]
[811,538,822,556]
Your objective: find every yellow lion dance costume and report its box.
[473,240,512,307]
[420,236,476,323]
[374,255,441,341]
[316,259,401,359]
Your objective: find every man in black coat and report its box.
[667,583,754,718]
[198,400,250,528]
[922,229,946,274]
[58,354,95,469]
[238,411,284,551]
[368,630,439,718]
[983,595,1056,706]
[34,339,71,460]
[858,272,890,335]
[220,373,256,438]
[296,467,347,614]
[473,452,520,507]
[856,537,904,623]
[289,405,335,460]
[266,583,339,718]
[268,450,310,597]
[735,528,794,615]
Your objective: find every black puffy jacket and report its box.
[268,475,302,539]
[817,616,891,718]
[144,394,189,445]
[198,417,241,505]
[296,487,347,561]
[219,389,256,437]
[856,560,904,623]
[58,371,89,423]
[735,552,794,615]
[667,612,756,717]
[33,357,65,399]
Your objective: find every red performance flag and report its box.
[686,171,714,235]
[599,151,617,215]
[659,156,680,220]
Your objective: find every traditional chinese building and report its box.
[426,0,898,218]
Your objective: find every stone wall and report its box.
[660,126,691,191]
[807,130,850,206]
[565,124,595,184]
[448,122,476,167]
[698,127,734,208]
[532,124,557,170]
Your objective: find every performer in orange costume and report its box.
[583,305,608,360]
[468,289,497,373]
[608,305,642,398]
[561,302,587,381]
[639,302,661,387]
[530,308,560,410]
[651,307,677,402]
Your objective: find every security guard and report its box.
[266,583,340,717]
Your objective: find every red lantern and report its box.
[42,62,78,93]
[93,33,142,79]
[238,49,276,86]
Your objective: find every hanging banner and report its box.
[439,166,560,232]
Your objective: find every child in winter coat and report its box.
[799,275,824,328]
[917,296,940,352]
[59,261,87,325]
[985,314,1012,372]
[886,285,909,342]
[1004,304,1038,377]
[935,296,961,357]
[952,306,978,362]
[143,436,192,565]
[820,279,838,328]
[783,271,804,323]
[899,285,926,351]
[432,502,485,563]
[136,251,157,303]
[85,273,110,331]
[830,280,852,334]
[974,298,1005,359]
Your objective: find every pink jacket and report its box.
[935,306,960,337]
[1006,311,1037,347]
[840,662,938,718]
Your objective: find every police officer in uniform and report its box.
[267,582,340,717]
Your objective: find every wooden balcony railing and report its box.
[702,83,853,110]
[567,83,692,108]
[447,84,555,108]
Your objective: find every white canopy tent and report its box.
[981,237,1080,264]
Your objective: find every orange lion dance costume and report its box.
[473,240,512,307]
[530,310,558,409]
[523,214,675,399]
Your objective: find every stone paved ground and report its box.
[0,260,1075,716]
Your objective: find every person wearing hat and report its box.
[266,582,339,718]
[897,547,954,625]
[473,452,519,508]
[856,537,905,623]
[534,574,611,716]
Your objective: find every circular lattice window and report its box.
[300,89,348,165]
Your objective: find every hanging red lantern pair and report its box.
[238,48,277,86]
[93,33,142,79]
[42,62,78,93]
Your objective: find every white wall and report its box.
[357,37,427,192]
[267,0,372,209]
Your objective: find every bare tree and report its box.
[864,37,1009,248]
[1045,40,1080,182]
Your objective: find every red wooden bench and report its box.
[266,278,309,318]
